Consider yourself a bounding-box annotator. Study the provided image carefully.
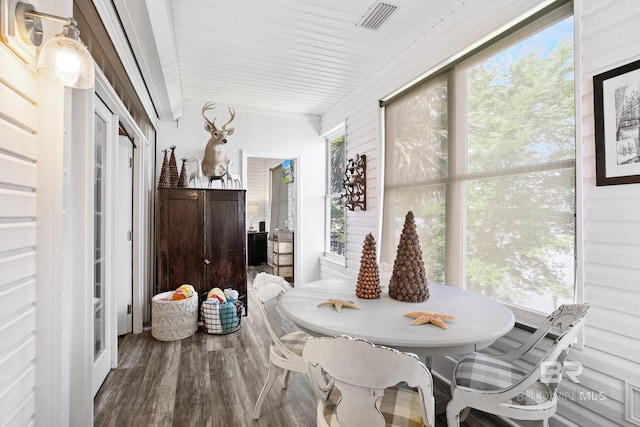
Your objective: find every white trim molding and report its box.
[627,382,640,426]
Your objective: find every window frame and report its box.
[324,125,347,264]
[381,4,577,325]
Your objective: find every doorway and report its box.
[242,152,300,283]
[93,98,136,396]
[93,96,115,395]
[116,133,134,336]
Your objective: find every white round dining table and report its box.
[279,279,515,358]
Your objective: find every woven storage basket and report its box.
[201,298,243,335]
[152,291,199,341]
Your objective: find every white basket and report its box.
[151,291,199,341]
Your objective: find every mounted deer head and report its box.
[202,101,235,144]
[201,102,236,186]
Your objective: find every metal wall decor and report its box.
[341,154,366,211]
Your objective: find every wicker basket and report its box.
[151,291,199,341]
[201,298,243,335]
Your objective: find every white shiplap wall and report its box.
[573,0,640,426]
[321,0,640,425]
[0,45,38,425]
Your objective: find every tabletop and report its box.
[279,279,515,357]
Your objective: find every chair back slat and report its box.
[497,304,589,363]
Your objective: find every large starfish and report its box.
[317,299,361,312]
[404,311,456,329]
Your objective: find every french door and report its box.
[93,96,120,395]
[116,134,133,336]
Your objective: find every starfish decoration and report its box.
[404,311,456,329]
[317,299,361,312]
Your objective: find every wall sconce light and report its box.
[247,204,259,231]
[341,154,366,211]
[14,2,94,89]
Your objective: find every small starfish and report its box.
[317,299,361,312]
[404,311,456,329]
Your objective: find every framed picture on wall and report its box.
[281,159,295,184]
[593,59,640,186]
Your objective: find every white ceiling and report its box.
[164,0,467,117]
[112,0,471,119]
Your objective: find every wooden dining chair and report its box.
[303,335,436,427]
[252,272,310,419]
[446,303,589,427]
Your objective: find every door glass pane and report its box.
[94,114,106,360]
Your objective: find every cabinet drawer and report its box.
[275,266,294,277]
[275,242,293,253]
[274,254,293,265]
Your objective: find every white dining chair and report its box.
[303,335,436,427]
[446,303,589,427]
[252,272,310,419]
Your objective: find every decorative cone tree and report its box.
[168,145,179,187]
[356,233,381,299]
[158,149,171,188]
[177,158,188,188]
[388,211,429,302]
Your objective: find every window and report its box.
[326,131,346,258]
[382,4,575,320]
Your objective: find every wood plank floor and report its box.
[95,266,511,426]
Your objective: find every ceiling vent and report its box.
[358,2,397,30]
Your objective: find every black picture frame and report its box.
[593,59,640,186]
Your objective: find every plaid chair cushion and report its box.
[279,331,309,356]
[454,353,551,405]
[322,384,429,427]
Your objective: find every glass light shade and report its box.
[37,35,94,89]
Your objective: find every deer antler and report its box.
[202,102,218,130]
[222,106,236,131]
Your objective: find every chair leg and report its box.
[445,401,466,427]
[533,420,549,427]
[253,362,278,419]
[282,369,291,389]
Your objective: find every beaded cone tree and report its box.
[177,158,188,188]
[158,149,171,188]
[388,211,429,302]
[168,145,179,187]
[355,233,381,299]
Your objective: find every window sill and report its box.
[322,252,346,267]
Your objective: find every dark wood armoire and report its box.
[156,188,247,312]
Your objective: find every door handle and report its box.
[204,259,210,265]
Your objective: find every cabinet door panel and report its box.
[205,191,247,299]
[157,189,205,293]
